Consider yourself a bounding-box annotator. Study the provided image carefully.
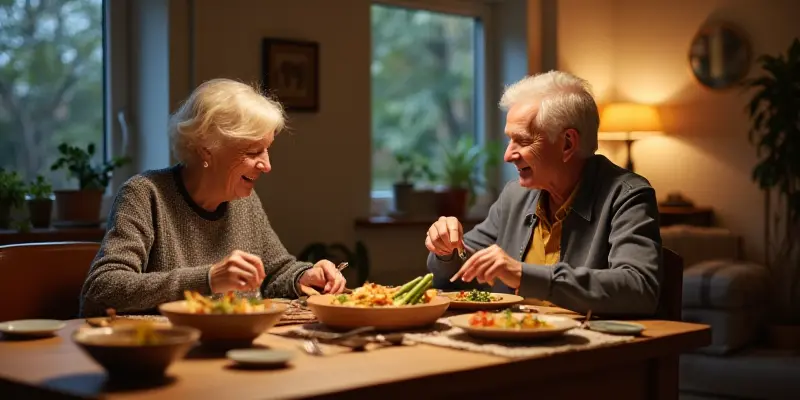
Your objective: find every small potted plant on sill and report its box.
[393,150,437,217]
[437,136,502,218]
[0,168,26,230]
[50,142,131,226]
[26,175,54,229]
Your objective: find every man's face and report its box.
[503,102,565,189]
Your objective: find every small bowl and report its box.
[158,300,287,348]
[73,325,200,379]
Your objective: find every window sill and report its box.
[0,226,106,246]
[355,216,484,229]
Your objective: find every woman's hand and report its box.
[298,260,347,294]
[208,250,266,293]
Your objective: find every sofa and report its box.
[660,226,800,400]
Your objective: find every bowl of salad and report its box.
[158,291,287,347]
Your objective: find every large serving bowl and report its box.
[158,300,287,347]
[73,325,199,379]
[306,294,451,331]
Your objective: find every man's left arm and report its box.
[518,185,662,316]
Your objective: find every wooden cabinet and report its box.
[658,206,713,227]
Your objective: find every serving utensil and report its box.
[580,310,593,329]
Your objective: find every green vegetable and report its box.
[392,276,422,300]
[394,273,433,305]
[335,294,349,304]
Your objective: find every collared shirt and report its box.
[519,184,580,306]
[523,184,580,266]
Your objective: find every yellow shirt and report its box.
[520,186,579,305]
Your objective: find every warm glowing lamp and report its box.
[598,103,664,172]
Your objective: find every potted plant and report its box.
[0,168,26,229]
[436,137,502,218]
[743,37,800,347]
[393,150,438,218]
[393,151,421,215]
[26,175,54,228]
[50,143,130,226]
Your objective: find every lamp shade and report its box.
[598,103,664,141]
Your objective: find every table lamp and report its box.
[598,103,663,172]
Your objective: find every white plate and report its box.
[450,313,580,341]
[0,319,66,337]
[226,349,294,367]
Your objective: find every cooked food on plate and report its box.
[331,273,437,307]
[468,309,552,329]
[183,290,270,314]
[449,289,500,302]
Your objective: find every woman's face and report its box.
[205,135,273,201]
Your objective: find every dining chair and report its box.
[0,241,100,322]
[657,247,684,321]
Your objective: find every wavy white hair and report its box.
[169,78,286,165]
[499,71,600,156]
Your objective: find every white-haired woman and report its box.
[80,78,346,317]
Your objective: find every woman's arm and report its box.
[251,196,312,299]
[79,178,212,317]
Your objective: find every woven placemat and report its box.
[404,318,635,359]
[273,299,318,326]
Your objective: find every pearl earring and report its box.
[203,161,209,168]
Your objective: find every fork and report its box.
[301,338,325,356]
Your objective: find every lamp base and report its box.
[625,139,635,172]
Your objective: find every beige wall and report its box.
[558,0,800,263]
[192,0,372,257]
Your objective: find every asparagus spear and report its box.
[392,276,423,300]
[406,275,434,304]
[395,273,433,305]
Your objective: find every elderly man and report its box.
[425,71,662,316]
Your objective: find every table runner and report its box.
[404,318,635,358]
[279,318,635,358]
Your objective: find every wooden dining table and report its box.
[0,308,710,400]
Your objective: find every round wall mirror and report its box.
[688,22,751,89]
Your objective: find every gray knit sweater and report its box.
[79,165,312,317]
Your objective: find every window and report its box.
[0,0,105,190]
[370,3,483,198]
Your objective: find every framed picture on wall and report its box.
[261,38,319,112]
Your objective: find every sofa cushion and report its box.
[682,308,766,355]
[661,226,740,268]
[680,348,800,399]
[683,260,769,309]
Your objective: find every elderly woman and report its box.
[79,78,346,317]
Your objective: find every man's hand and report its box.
[450,245,522,288]
[425,216,464,256]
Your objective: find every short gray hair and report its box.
[169,78,286,165]
[499,71,599,156]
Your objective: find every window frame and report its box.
[369,0,496,212]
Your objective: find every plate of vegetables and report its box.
[306,273,451,331]
[449,310,580,340]
[442,289,524,310]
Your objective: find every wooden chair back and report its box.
[0,242,99,322]
[657,247,684,321]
